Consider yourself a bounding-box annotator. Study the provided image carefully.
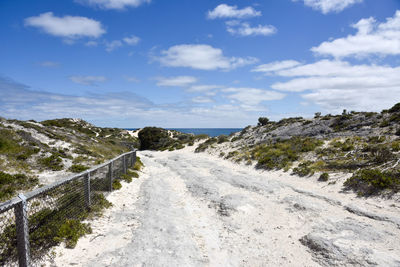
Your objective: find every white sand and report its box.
[42,147,400,266]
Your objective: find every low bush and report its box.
[38,154,64,171]
[133,157,143,171]
[195,137,217,153]
[138,127,173,150]
[0,172,39,201]
[292,161,314,177]
[127,170,139,178]
[258,117,269,126]
[318,172,329,182]
[112,179,122,190]
[68,164,89,173]
[253,137,323,170]
[217,135,229,144]
[344,169,400,195]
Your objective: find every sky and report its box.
[0,0,400,128]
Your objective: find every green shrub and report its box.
[231,136,241,142]
[258,117,269,126]
[112,179,122,190]
[194,134,209,140]
[388,102,400,113]
[133,157,143,171]
[217,135,229,144]
[253,137,323,170]
[138,127,173,150]
[127,170,139,178]
[344,169,400,195]
[68,164,89,173]
[55,219,92,248]
[120,174,132,183]
[0,172,39,201]
[318,172,329,182]
[292,161,314,177]
[195,137,217,153]
[38,154,64,171]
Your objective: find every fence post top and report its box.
[18,193,27,202]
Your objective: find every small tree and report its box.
[258,117,269,126]
[314,112,321,118]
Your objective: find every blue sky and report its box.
[0,0,399,127]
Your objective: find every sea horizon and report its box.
[125,128,242,137]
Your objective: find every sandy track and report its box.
[45,149,400,266]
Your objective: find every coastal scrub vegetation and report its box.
[0,117,139,201]
[192,102,400,197]
[139,127,207,151]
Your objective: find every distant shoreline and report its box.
[125,128,242,137]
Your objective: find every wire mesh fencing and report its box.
[0,150,136,266]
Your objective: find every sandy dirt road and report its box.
[46,149,400,266]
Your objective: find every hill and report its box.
[0,117,139,201]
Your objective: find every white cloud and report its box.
[222,87,285,107]
[0,77,258,127]
[123,35,140,45]
[265,59,400,112]
[207,4,261,19]
[85,41,98,47]
[187,85,222,92]
[158,44,258,70]
[124,76,140,82]
[69,75,107,86]
[38,61,59,68]
[226,21,276,37]
[252,60,301,73]
[105,35,140,51]
[106,40,123,52]
[156,76,197,87]
[25,12,105,39]
[75,0,150,10]
[293,0,363,14]
[312,10,400,58]
[192,96,213,103]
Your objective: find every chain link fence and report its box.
[0,150,136,266]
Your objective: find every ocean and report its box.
[126,128,242,137]
[169,128,242,137]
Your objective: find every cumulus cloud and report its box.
[105,40,123,52]
[75,0,150,10]
[293,0,363,14]
[123,35,140,45]
[0,76,257,127]
[69,75,107,86]
[105,35,140,51]
[158,44,258,70]
[252,60,301,73]
[85,41,98,47]
[192,96,214,103]
[207,4,261,19]
[25,12,105,39]
[222,87,285,110]
[187,85,222,92]
[226,21,276,37]
[156,76,197,87]
[0,76,152,123]
[312,10,400,58]
[261,59,400,112]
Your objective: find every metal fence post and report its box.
[15,194,30,267]
[123,154,126,174]
[108,162,113,192]
[84,172,91,208]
